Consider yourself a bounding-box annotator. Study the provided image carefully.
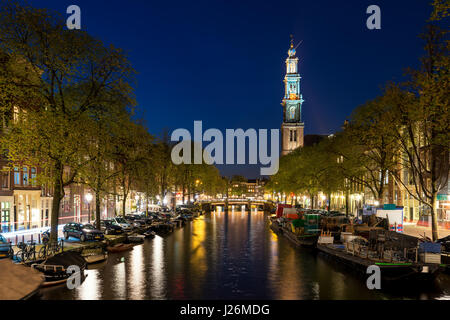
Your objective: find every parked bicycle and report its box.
[15,241,37,262]
[38,240,64,259]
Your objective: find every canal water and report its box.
[39,210,450,300]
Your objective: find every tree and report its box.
[113,120,152,215]
[315,137,344,212]
[78,107,131,229]
[229,175,247,197]
[335,98,398,206]
[385,25,449,241]
[153,131,176,205]
[0,2,136,242]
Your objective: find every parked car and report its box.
[148,212,163,221]
[124,215,144,228]
[0,234,13,259]
[148,204,161,213]
[136,214,153,225]
[63,223,104,242]
[160,206,171,212]
[95,220,123,235]
[127,214,152,225]
[111,217,133,232]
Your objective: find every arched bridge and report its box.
[199,198,275,212]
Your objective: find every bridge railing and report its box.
[199,198,270,203]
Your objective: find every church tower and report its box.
[281,37,304,156]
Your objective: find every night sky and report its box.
[30,0,432,178]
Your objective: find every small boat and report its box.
[154,223,174,235]
[127,234,145,243]
[143,230,156,238]
[81,247,108,264]
[269,217,283,234]
[317,240,441,283]
[271,214,320,248]
[32,251,87,287]
[106,243,134,253]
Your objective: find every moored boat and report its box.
[106,243,134,253]
[143,230,156,238]
[81,247,108,264]
[269,216,283,234]
[283,228,319,247]
[270,206,321,248]
[32,251,87,287]
[127,234,145,243]
[317,242,441,282]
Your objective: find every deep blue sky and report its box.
[32,0,432,178]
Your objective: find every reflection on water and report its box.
[151,235,165,299]
[129,244,144,299]
[76,268,100,300]
[39,210,450,300]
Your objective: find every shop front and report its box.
[0,197,13,233]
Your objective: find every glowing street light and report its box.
[85,192,93,224]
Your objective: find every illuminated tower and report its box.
[281,37,304,156]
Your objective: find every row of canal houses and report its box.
[271,134,450,229]
[0,106,148,233]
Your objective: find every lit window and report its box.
[31,167,36,186]
[1,169,8,189]
[14,167,20,185]
[23,167,28,186]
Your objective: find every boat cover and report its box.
[44,251,86,268]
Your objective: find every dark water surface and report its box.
[40,211,450,300]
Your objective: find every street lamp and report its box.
[85,192,93,224]
[135,194,139,212]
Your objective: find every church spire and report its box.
[281,35,304,156]
[288,35,296,58]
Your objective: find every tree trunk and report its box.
[431,195,439,241]
[50,164,63,244]
[122,194,126,216]
[345,191,349,216]
[310,194,314,209]
[95,192,101,230]
[113,181,117,216]
[187,184,191,203]
[377,192,383,206]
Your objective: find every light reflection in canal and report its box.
[151,235,165,299]
[39,210,450,300]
